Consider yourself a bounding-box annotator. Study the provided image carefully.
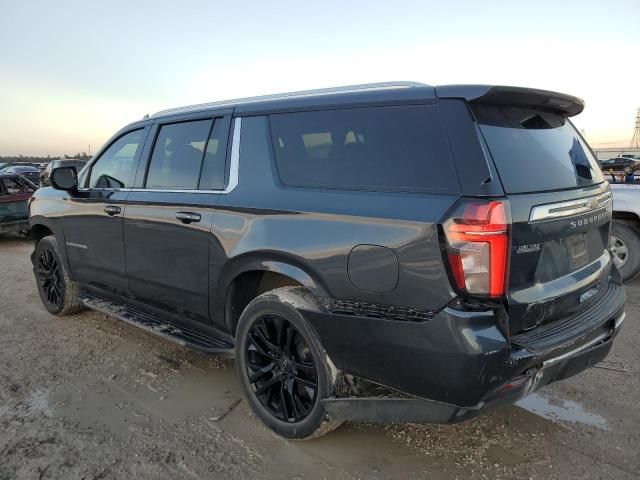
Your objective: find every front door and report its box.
[63,127,148,294]
[123,114,231,323]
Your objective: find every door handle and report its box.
[176,211,201,224]
[104,205,121,216]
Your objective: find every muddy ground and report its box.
[0,233,638,480]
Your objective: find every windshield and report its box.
[472,104,605,194]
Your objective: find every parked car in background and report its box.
[30,82,625,439]
[0,172,36,234]
[40,159,87,187]
[0,162,39,171]
[4,165,41,186]
[600,157,640,175]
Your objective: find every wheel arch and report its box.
[29,222,54,243]
[612,210,640,227]
[29,216,71,272]
[216,254,330,335]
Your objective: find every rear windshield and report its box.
[472,104,604,193]
[12,166,38,173]
[269,105,459,193]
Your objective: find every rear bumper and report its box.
[0,219,29,234]
[305,280,625,424]
[321,325,618,422]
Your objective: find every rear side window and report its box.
[472,105,605,193]
[146,120,212,190]
[198,118,230,190]
[145,118,228,190]
[269,105,458,193]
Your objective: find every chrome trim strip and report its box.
[225,117,241,194]
[614,311,625,330]
[127,188,220,193]
[542,331,610,367]
[463,230,507,236]
[79,118,242,196]
[66,241,88,250]
[529,192,612,222]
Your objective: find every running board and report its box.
[80,292,234,355]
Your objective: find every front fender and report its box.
[29,214,71,275]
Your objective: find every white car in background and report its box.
[610,182,640,281]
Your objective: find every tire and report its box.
[235,287,342,439]
[34,235,84,315]
[610,220,640,282]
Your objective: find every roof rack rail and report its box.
[151,81,429,118]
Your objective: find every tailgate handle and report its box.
[104,205,121,216]
[176,211,201,224]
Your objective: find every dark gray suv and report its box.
[29,82,625,439]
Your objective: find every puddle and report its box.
[516,392,608,430]
[220,409,446,480]
[52,364,242,436]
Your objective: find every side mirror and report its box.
[50,166,78,191]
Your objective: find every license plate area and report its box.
[566,233,589,270]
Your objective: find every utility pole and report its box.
[631,108,640,149]
[88,144,91,156]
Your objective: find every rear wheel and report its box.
[235,287,341,439]
[610,220,640,282]
[34,236,84,315]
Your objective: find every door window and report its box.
[198,118,229,190]
[146,119,212,190]
[88,129,144,189]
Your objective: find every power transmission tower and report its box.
[632,108,640,148]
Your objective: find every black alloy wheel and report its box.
[37,247,62,308]
[245,314,318,423]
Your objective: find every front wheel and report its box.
[610,220,640,282]
[235,287,341,439]
[34,236,84,315]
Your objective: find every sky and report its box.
[0,0,639,156]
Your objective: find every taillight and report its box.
[444,200,510,297]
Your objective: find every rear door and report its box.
[470,102,612,333]
[123,111,231,324]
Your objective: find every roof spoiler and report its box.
[436,85,584,117]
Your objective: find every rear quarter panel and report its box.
[210,116,459,329]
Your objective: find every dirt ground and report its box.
[0,234,638,480]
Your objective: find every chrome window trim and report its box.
[77,117,241,195]
[529,192,612,222]
[225,117,241,193]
